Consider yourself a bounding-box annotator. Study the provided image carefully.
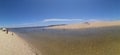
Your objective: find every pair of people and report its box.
[2,28,8,34]
[1,28,14,35]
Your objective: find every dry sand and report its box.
[48,21,120,29]
[0,30,40,55]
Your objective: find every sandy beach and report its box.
[0,0,119,55]
[0,30,40,55]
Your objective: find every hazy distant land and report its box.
[47,21,120,29]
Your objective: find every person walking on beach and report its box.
[6,29,8,34]
[12,32,14,35]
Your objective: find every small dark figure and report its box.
[2,28,8,34]
[12,33,14,35]
[42,29,45,31]
[63,29,66,31]
[84,22,90,25]
[6,29,8,34]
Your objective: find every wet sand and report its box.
[0,30,38,55]
[13,25,120,55]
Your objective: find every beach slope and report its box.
[0,30,37,55]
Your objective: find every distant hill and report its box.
[10,24,67,29]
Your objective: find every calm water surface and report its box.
[11,26,120,55]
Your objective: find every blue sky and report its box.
[0,0,120,27]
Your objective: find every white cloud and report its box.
[85,19,101,22]
[42,18,102,22]
[43,18,83,22]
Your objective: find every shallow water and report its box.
[11,26,120,55]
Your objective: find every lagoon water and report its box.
[11,26,120,55]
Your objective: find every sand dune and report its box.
[0,30,39,55]
[48,21,120,29]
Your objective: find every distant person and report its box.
[12,32,14,35]
[84,22,90,25]
[63,29,66,31]
[42,28,45,31]
[6,29,8,34]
